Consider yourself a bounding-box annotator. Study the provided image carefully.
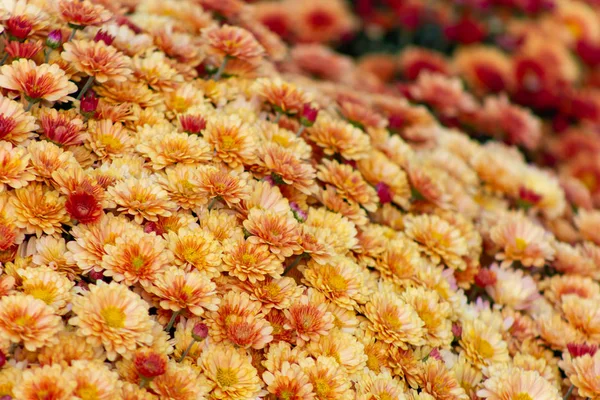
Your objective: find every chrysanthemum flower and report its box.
[307,113,371,160]
[203,115,257,170]
[150,360,213,400]
[410,72,478,117]
[289,0,356,44]
[404,214,469,270]
[12,364,76,400]
[64,179,105,224]
[0,59,77,104]
[372,237,422,285]
[11,182,69,237]
[0,95,37,144]
[363,291,425,349]
[200,343,263,400]
[136,126,212,170]
[18,266,74,315]
[86,119,134,161]
[167,227,222,277]
[132,51,184,92]
[477,368,560,400]
[198,208,245,245]
[222,238,283,283]
[255,77,309,115]
[485,264,540,310]
[58,0,112,28]
[107,177,175,223]
[61,39,132,83]
[357,150,412,209]
[539,313,585,351]
[401,286,453,348]
[257,142,317,195]
[155,165,206,210]
[120,382,156,400]
[300,356,353,400]
[196,165,252,208]
[316,186,369,227]
[283,289,335,345]
[263,362,314,400]
[37,108,86,147]
[418,358,468,400]
[304,207,358,256]
[562,295,600,342]
[0,141,35,191]
[317,159,378,211]
[238,179,290,217]
[0,293,62,351]
[203,24,265,65]
[244,208,302,260]
[354,369,406,400]
[102,230,172,286]
[300,257,367,310]
[69,360,121,400]
[306,328,367,375]
[565,352,600,399]
[459,319,510,369]
[37,330,104,367]
[239,276,303,310]
[148,266,219,317]
[69,281,154,361]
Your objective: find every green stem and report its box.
[24,100,35,112]
[165,310,180,332]
[76,76,94,100]
[44,48,51,63]
[139,376,150,389]
[563,384,574,400]
[178,339,196,363]
[207,197,219,210]
[68,28,78,42]
[274,112,281,123]
[213,56,229,80]
[0,53,8,66]
[283,254,304,276]
[296,125,305,137]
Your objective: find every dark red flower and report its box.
[6,16,33,40]
[114,15,143,34]
[474,268,497,287]
[388,115,405,132]
[444,16,486,45]
[518,186,542,208]
[474,65,507,93]
[89,270,104,281]
[567,343,598,358]
[576,40,600,68]
[65,183,104,224]
[134,350,167,378]
[93,30,115,45]
[376,182,393,204]
[0,350,6,368]
[80,91,99,115]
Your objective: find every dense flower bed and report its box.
[0,0,598,399]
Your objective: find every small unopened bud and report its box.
[376,182,393,204]
[80,91,99,116]
[388,115,404,132]
[144,221,165,236]
[428,348,442,360]
[290,202,307,223]
[0,350,6,368]
[300,103,318,127]
[567,343,598,358]
[46,29,63,49]
[191,323,209,341]
[76,280,89,291]
[93,30,115,45]
[452,323,462,338]
[89,270,103,281]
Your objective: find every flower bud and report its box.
[179,114,207,135]
[80,91,99,115]
[46,29,63,49]
[474,268,497,287]
[191,323,209,342]
[375,182,393,204]
[300,103,318,127]
[93,30,115,46]
[0,350,6,368]
[89,270,103,281]
[567,343,598,358]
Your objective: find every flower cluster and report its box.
[0,1,598,400]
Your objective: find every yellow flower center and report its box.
[327,274,347,292]
[431,230,448,247]
[183,247,201,265]
[220,135,235,149]
[171,96,189,113]
[98,134,123,152]
[131,256,145,270]
[264,282,281,298]
[76,384,100,400]
[380,394,393,400]
[216,368,238,387]
[101,306,126,329]
[279,390,294,400]
[579,173,597,191]
[564,19,583,40]
[515,238,528,252]
[314,378,331,397]
[474,337,495,359]
[27,286,56,305]
[382,309,401,330]
[242,253,257,265]
[14,315,31,327]
[419,310,436,329]
[514,393,533,400]
[366,351,381,372]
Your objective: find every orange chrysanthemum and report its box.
[62,39,132,83]
[222,238,283,283]
[58,0,112,27]
[12,364,76,400]
[256,78,309,115]
[69,281,154,361]
[263,362,314,400]
[203,24,265,64]
[203,115,257,170]
[0,94,37,144]
[317,159,378,211]
[107,177,176,223]
[257,142,317,195]
[244,208,302,260]
[11,182,69,237]
[0,59,77,103]
[283,289,335,345]
[196,165,252,208]
[307,113,371,160]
